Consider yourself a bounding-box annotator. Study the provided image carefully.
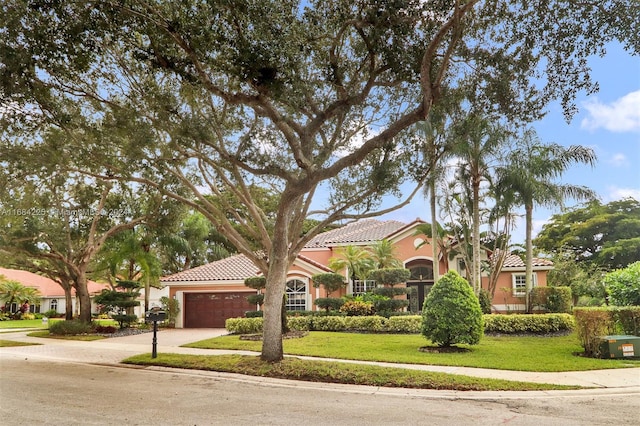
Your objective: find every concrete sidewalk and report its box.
[1,328,639,390]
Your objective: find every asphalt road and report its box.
[1,357,639,426]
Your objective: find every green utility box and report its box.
[598,335,640,359]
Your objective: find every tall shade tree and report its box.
[2,1,638,361]
[495,129,597,311]
[534,198,640,271]
[0,167,153,322]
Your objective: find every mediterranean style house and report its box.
[0,267,108,316]
[161,219,554,328]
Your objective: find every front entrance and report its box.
[184,292,254,328]
[406,259,435,313]
[406,282,433,312]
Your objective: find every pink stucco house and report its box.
[161,219,553,328]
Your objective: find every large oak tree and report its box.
[1,0,638,361]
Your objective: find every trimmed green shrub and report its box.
[610,306,640,336]
[385,315,422,333]
[312,273,346,297]
[339,300,374,316]
[367,268,411,286]
[573,308,616,357]
[244,276,266,290]
[287,316,312,331]
[421,271,483,347]
[605,262,640,306]
[531,286,573,313]
[345,315,386,332]
[311,315,347,331]
[246,294,265,306]
[245,310,264,318]
[314,297,345,312]
[49,320,93,335]
[371,287,410,298]
[225,317,263,334]
[43,309,60,318]
[483,314,575,334]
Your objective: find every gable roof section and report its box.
[162,252,334,284]
[305,219,407,248]
[0,267,107,297]
[161,254,259,283]
[501,254,554,269]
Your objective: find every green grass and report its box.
[0,319,51,329]
[0,339,41,347]
[26,330,105,341]
[183,332,640,372]
[123,353,581,392]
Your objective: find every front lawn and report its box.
[123,353,581,392]
[0,319,52,330]
[0,339,41,347]
[183,332,640,372]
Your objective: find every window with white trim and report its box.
[285,279,307,311]
[50,299,58,312]
[512,273,537,297]
[352,280,377,296]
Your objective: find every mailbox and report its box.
[145,309,166,323]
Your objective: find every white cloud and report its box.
[608,153,629,167]
[581,90,640,133]
[605,186,640,202]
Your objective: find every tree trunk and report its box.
[525,203,534,313]
[261,255,289,362]
[75,275,92,323]
[472,175,482,295]
[429,180,440,283]
[64,287,73,320]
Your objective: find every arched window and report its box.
[50,299,58,313]
[285,279,307,311]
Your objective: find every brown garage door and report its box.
[184,292,254,328]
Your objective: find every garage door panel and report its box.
[184,292,254,328]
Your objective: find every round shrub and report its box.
[421,271,483,347]
[314,297,345,312]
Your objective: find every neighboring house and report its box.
[133,285,170,318]
[0,267,109,316]
[161,219,553,328]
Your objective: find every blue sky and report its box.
[380,42,640,245]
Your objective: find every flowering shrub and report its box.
[339,300,374,316]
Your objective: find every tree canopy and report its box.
[1,0,638,361]
[534,199,640,271]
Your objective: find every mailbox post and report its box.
[145,308,166,358]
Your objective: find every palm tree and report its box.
[416,112,454,282]
[495,129,597,311]
[448,114,508,294]
[0,278,42,315]
[328,245,375,291]
[369,239,402,269]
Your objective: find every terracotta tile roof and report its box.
[0,267,107,297]
[501,254,554,268]
[161,254,260,282]
[305,219,407,247]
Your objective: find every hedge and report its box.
[226,314,577,335]
[531,286,573,313]
[483,314,575,334]
[573,307,640,356]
